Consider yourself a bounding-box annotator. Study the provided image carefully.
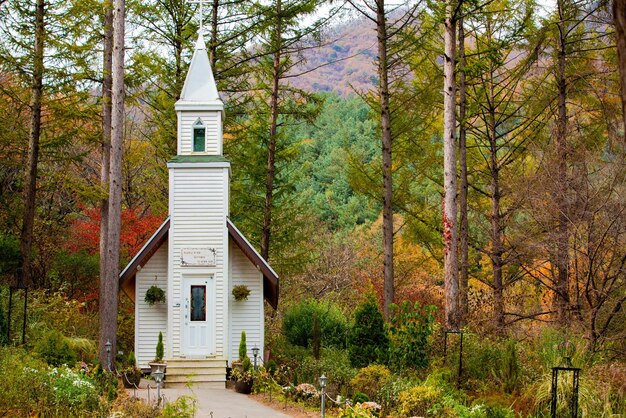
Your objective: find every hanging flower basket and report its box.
[145,285,166,305]
[232,285,251,301]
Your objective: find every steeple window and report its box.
[193,119,206,152]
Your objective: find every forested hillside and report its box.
[0,0,625,416]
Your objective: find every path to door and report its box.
[128,386,291,418]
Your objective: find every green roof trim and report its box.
[168,155,230,164]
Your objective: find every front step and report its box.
[164,358,227,389]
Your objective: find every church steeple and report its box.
[174,34,224,155]
[178,35,221,104]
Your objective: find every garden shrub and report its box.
[161,395,198,418]
[239,330,247,360]
[377,376,414,414]
[351,364,391,401]
[68,337,97,363]
[111,393,159,418]
[283,298,347,349]
[347,296,388,368]
[353,391,370,404]
[388,301,435,371]
[0,347,50,415]
[294,348,355,397]
[0,288,7,346]
[34,329,77,366]
[155,331,164,361]
[46,366,100,413]
[339,401,381,418]
[0,348,101,416]
[293,383,319,402]
[397,384,442,417]
[26,290,99,345]
[266,359,278,375]
[252,366,282,394]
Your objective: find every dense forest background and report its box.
[0,0,624,384]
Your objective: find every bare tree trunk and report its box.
[614,0,626,136]
[375,0,394,320]
[458,15,468,326]
[99,0,125,367]
[20,0,45,288]
[99,0,113,305]
[443,0,459,330]
[488,106,505,333]
[209,0,219,67]
[554,0,570,326]
[261,0,282,261]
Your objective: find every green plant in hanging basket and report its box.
[145,285,166,305]
[232,284,251,301]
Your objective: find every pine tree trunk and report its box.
[614,0,626,137]
[209,0,219,67]
[443,0,459,330]
[554,0,570,326]
[99,0,125,367]
[100,0,113,303]
[20,0,45,288]
[261,0,282,261]
[488,105,505,334]
[376,0,394,320]
[458,16,468,327]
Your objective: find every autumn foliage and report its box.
[65,207,165,263]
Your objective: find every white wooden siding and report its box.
[169,167,229,359]
[178,111,221,155]
[229,239,264,364]
[135,242,168,369]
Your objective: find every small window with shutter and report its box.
[193,119,205,152]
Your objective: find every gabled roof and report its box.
[118,218,279,310]
[226,219,279,309]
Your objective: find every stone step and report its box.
[165,381,226,389]
[166,373,226,383]
[166,366,226,375]
[165,359,227,368]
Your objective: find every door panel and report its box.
[183,277,213,356]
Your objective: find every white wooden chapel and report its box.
[118,23,279,387]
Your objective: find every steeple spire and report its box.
[177,34,221,104]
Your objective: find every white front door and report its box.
[183,276,214,356]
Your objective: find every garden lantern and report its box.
[550,341,580,418]
[252,345,260,371]
[105,340,112,372]
[153,365,165,405]
[319,374,327,418]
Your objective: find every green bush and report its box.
[397,384,442,417]
[34,329,77,366]
[283,299,347,349]
[155,331,164,362]
[351,364,392,401]
[242,356,252,372]
[161,395,198,418]
[353,391,370,404]
[0,288,7,346]
[348,296,388,368]
[457,335,527,393]
[377,376,414,414]
[239,330,247,361]
[25,290,99,346]
[388,301,435,371]
[295,348,356,397]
